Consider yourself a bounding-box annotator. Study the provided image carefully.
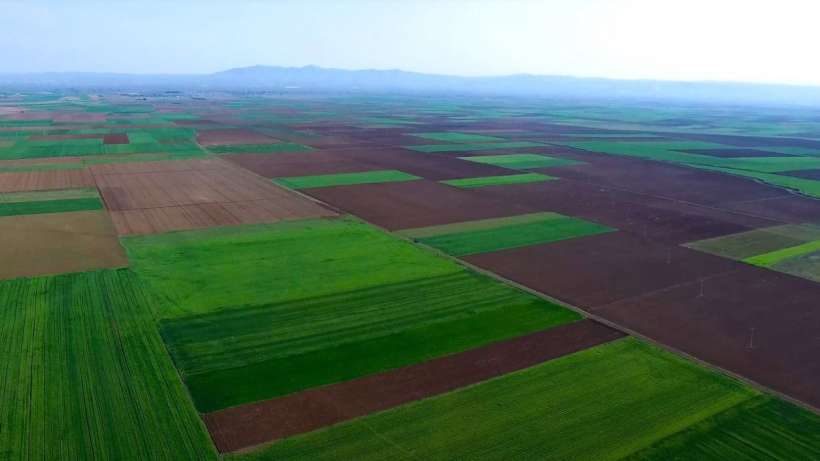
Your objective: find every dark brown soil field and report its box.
[204,319,624,453]
[0,210,127,280]
[304,179,536,230]
[196,128,281,146]
[721,194,820,224]
[0,169,95,192]
[469,179,774,244]
[223,151,380,177]
[779,169,820,180]
[93,159,335,234]
[593,265,820,409]
[103,133,129,144]
[336,147,518,180]
[465,231,740,307]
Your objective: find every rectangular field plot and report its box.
[460,153,583,169]
[686,223,820,282]
[404,141,545,153]
[208,142,314,154]
[225,338,784,461]
[94,159,334,235]
[400,212,614,256]
[625,396,820,461]
[275,170,421,189]
[410,132,506,143]
[0,187,102,217]
[0,270,216,460]
[0,210,127,280]
[440,172,555,188]
[124,217,580,412]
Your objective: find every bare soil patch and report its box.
[0,169,94,192]
[0,210,127,280]
[196,128,280,146]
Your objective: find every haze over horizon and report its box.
[3,0,820,87]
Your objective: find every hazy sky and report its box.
[3,0,820,86]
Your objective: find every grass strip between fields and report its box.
[274,170,421,189]
[440,172,556,188]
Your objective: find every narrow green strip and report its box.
[744,240,820,267]
[460,153,583,169]
[208,142,313,154]
[396,212,565,239]
[405,141,545,153]
[418,216,615,256]
[0,187,99,204]
[0,197,103,217]
[410,132,506,143]
[441,173,555,189]
[275,170,421,189]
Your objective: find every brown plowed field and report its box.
[337,148,519,180]
[93,159,335,234]
[28,134,103,141]
[468,179,774,244]
[103,133,129,144]
[0,210,127,280]
[464,231,740,308]
[204,319,624,453]
[593,266,820,409]
[304,179,536,230]
[196,128,281,146]
[721,195,820,224]
[223,151,379,177]
[0,169,94,192]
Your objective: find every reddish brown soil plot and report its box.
[304,179,537,231]
[204,319,623,453]
[468,179,774,244]
[464,231,740,308]
[223,151,380,178]
[593,265,820,409]
[196,128,282,146]
[0,169,95,193]
[103,133,129,145]
[92,159,335,235]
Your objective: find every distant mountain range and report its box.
[3,65,820,106]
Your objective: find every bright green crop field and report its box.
[207,142,314,154]
[415,213,614,256]
[460,153,583,169]
[0,269,215,460]
[440,172,555,188]
[227,338,769,461]
[410,132,506,143]
[126,217,578,411]
[275,169,420,189]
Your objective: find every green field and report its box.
[207,142,314,154]
[411,213,614,256]
[405,141,545,153]
[0,269,215,460]
[275,170,421,189]
[410,132,506,143]
[460,153,583,169]
[227,338,761,461]
[126,217,578,411]
[626,396,820,460]
[440,172,555,188]
[0,187,103,217]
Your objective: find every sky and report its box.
[2,0,820,86]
